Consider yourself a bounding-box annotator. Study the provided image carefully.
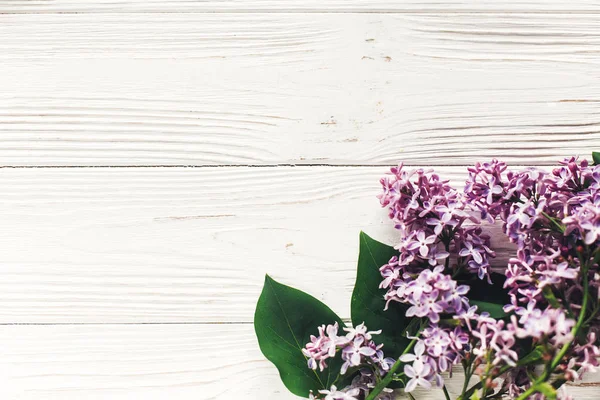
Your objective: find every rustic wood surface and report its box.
[0,13,599,166]
[2,1,600,13]
[1,325,599,400]
[1,1,599,399]
[0,166,520,324]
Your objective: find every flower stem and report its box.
[514,384,538,400]
[442,384,451,400]
[364,338,418,400]
[458,365,513,400]
[515,262,590,400]
[541,211,565,233]
[460,360,473,398]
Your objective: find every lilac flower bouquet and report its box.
[255,153,600,400]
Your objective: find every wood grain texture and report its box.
[0,13,599,166]
[1,324,599,400]
[0,324,286,400]
[2,7,600,400]
[1,0,600,13]
[0,165,557,324]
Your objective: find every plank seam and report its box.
[0,318,349,326]
[1,11,600,15]
[0,164,548,169]
[0,322,255,325]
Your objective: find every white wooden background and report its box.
[1,1,600,399]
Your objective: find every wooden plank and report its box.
[0,165,555,323]
[0,13,598,166]
[1,324,599,399]
[0,324,287,400]
[1,0,600,13]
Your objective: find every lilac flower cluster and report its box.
[463,156,600,393]
[399,296,581,394]
[378,164,496,281]
[302,323,394,400]
[398,306,516,393]
[377,164,502,391]
[302,322,393,375]
[376,157,600,398]
[454,307,568,372]
[297,156,600,400]
[380,264,470,323]
[466,161,599,298]
[399,326,470,392]
[309,370,394,400]
[464,157,600,273]
[514,307,573,346]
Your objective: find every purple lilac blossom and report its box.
[399,325,473,391]
[302,322,394,397]
[378,164,495,282]
[308,370,395,400]
[302,323,397,400]
[463,156,600,388]
[303,156,600,400]
[302,322,350,372]
[376,157,600,397]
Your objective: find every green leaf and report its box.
[403,316,422,338]
[351,232,411,357]
[254,275,345,397]
[470,300,508,319]
[461,273,510,319]
[593,151,600,166]
[463,273,510,304]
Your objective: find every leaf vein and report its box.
[266,278,326,389]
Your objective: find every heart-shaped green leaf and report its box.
[462,273,510,319]
[463,273,510,303]
[351,232,411,358]
[592,151,600,166]
[255,275,345,397]
[470,300,508,319]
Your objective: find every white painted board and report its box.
[2,0,600,13]
[0,13,598,165]
[2,6,600,400]
[1,324,599,400]
[0,166,532,323]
